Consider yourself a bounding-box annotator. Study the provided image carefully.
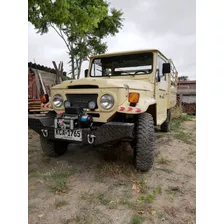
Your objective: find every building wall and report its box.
[177,80,196,114]
[28,72,38,99]
[182,95,196,104]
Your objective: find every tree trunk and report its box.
[77,60,83,79]
[71,54,75,79]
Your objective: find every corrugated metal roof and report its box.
[28,62,67,76]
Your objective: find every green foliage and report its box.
[174,131,192,144]
[179,114,195,121]
[130,215,143,224]
[98,193,110,205]
[170,114,194,131]
[139,179,148,194]
[44,170,74,193]
[178,76,189,81]
[28,0,124,79]
[170,114,194,144]
[170,119,181,132]
[139,186,162,203]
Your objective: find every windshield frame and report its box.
[90,52,154,78]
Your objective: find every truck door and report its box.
[155,55,169,125]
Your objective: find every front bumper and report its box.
[28,115,134,145]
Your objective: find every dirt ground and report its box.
[28,118,196,224]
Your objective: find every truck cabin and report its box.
[84,49,175,84]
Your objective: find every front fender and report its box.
[117,97,156,114]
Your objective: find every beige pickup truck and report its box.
[28,49,178,171]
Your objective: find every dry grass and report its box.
[54,199,69,208]
[95,162,137,181]
[174,131,192,144]
[156,156,171,165]
[41,165,75,193]
[163,206,180,218]
[28,118,196,224]
[170,112,195,145]
[171,106,182,119]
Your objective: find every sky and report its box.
[28,0,196,80]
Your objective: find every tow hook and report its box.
[87,134,96,144]
[41,129,48,137]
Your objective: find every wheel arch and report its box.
[146,103,157,125]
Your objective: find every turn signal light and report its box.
[40,94,49,104]
[128,92,139,103]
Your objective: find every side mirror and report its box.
[162,63,171,74]
[84,69,88,78]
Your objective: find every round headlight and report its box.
[53,94,63,107]
[88,101,96,110]
[100,94,114,110]
[64,100,71,108]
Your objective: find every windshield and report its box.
[90,52,153,77]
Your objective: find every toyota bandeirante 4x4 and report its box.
[28,49,178,171]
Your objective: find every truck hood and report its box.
[52,77,154,91]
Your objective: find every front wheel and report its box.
[40,135,69,157]
[133,113,155,172]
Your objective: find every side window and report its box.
[157,55,167,82]
[91,59,102,77]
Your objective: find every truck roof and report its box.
[90,49,169,60]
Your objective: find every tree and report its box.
[178,76,189,81]
[28,0,123,79]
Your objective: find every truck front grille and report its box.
[65,94,98,113]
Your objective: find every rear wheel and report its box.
[133,113,155,172]
[40,135,69,157]
[161,109,171,132]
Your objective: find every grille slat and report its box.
[67,85,98,89]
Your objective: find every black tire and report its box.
[161,109,171,132]
[133,113,155,172]
[40,135,69,157]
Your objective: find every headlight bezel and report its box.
[100,94,114,110]
[53,94,64,108]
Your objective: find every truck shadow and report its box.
[64,142,134,167]
[29,129,159,173]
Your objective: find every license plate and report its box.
[54,129,82,141]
